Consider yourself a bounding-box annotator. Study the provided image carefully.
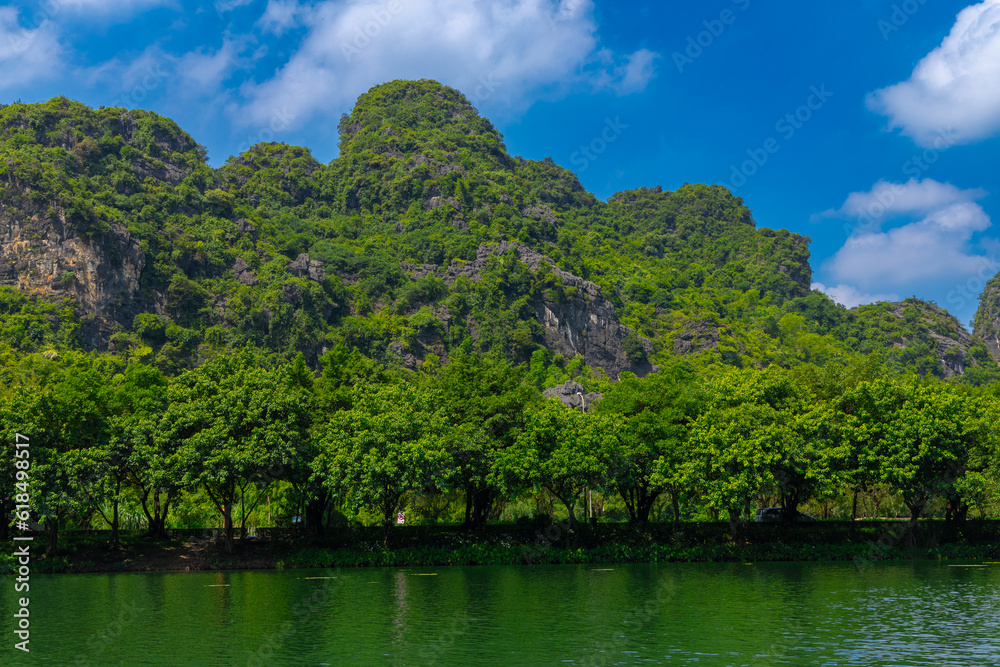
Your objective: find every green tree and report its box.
[315,382,448,541]
[595,364,705,525]
[0,387,43,542]
[881,383,982,529]
[432,350,539,529]
[159,349,309,553]
[500,400,604,530]
[33,364,113,556]
[56,363,169,547]
[103,363,170,541]
[830,377,905,522]
[688,368,802,539]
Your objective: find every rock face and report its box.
[231,258,259,286]
[974,274,1000,363]
[864,299,986,378]
[926,328,976,377]
[477,243,655,380]
[542,380,603,410]
[287,253,325,282]
[673,320,724,356]
[0,210,145,346]
[406,242,655,380]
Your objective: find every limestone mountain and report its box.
[845,298,996,381]
[974,274,1000,363]
[0,97,205,345]
[1,81,998,386]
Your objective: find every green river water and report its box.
[3,560,999,666]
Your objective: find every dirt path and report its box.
[63,536,279,573]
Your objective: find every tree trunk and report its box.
[45,512,60,557]
[382,492,402,545]
[157,491,172,538]
[955,500,969,523]
[945,493,969,524]
[140,487,171,538]
[111,496,120,548]
[472,488,492,530]
[671,493,681,528]
[555,493,579,532]
[851,489,859,522]
[781,491,800,524]
[240,487,247,541]
[636,493,657,525]
[616,487,637,523]
[903,495,925,549]
[109,477,121,548]
[463,487,473,528]
[305,494,328,537]
[727,508,746,543]
[870,488,884,520]
[223,503,235,554]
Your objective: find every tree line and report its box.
[2,347,998,554]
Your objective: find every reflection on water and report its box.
[2,561,999,666]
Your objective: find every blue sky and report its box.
[3,0,1000,327]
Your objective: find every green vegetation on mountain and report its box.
[2,80,1000,557]
[4,83,998,382]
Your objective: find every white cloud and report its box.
[867,0,1000,147]
[0,1,175,93]
[828,178,987,230]
[240,0,658,129]
[0,7,64,90]
[593,47,659,95]
[821,179,993,290]
[211,0,256,13]
[811,282,898,309]
[176,39,244,89]
[257,0,305,35]
[81,37,249,112]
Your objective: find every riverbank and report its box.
[4,520,999,574]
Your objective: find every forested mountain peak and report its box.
[336,79,507,160]
[324,79,561,216]
[846,298,994,380]
[219,143,322,209]
[0,96,204,186]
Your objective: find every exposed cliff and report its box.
[0,190,146,347]
[849,298,996,379]
[974,274,1000,363]
[400,242,655,380]
[542,380,603,410]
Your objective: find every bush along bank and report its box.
[3,521,999,574]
